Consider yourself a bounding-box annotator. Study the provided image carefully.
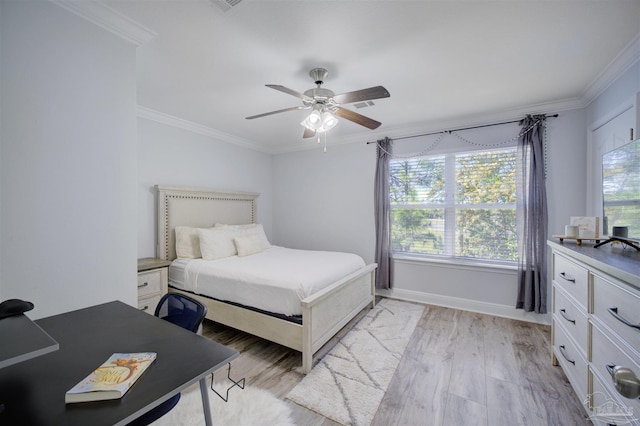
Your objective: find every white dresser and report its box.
[549,240,640,425]
[137,257,171,315]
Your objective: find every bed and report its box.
[155,185,377,373]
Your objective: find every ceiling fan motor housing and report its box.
[309,68,329,86]
[303,87,335,104]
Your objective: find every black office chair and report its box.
[154,293,208,335]
[127,293,208,426]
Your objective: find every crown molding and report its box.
[49,0,157,46]
[315,96,586,149]
[136,105,270,153]
[581,32,640,106]
[137,95,585,156]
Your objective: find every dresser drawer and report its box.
[553,253,589,310]
[593,273,640,353]
[592,322,640,415]
[554,284,589,353]
[590,367,639,426]
[137,269,162,297]
[591,367,615,410]
[138,294,162,315]
[554,319,588,398]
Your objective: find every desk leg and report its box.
[199,378,213,426]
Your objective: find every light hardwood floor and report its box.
[203,301,591,426]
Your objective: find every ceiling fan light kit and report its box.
[300,104,338,133]
[321,111,338,129]
[246,67,390,145]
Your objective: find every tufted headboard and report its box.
[155,185,259,261]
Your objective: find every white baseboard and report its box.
[376,288,551,325]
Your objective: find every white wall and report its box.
[137,119,274,258]
[273,111,587,323]
[546,109,588,236]
[272,142,376,263]
[586,63,640,224]
[587,62,640,127]
[0,1,138,319]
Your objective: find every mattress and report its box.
[169,246,366,316]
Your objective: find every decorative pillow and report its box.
[198,228,237,260]
[214,223,257,231]
[214,223,265,241]
[234,230,271,257]
[175,226,204,259]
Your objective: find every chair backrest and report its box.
[154,293,208,334]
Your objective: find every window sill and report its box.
[392,253,518,274]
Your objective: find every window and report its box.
[390,147,517,263]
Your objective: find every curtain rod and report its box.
[365,114,559,144]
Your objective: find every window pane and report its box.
[389,147,517,263]
[456,208,517,261]
[390,157,445,204]
[456,149,516,204]
[391,208,444,254]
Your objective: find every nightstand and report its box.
[137,258,171,315]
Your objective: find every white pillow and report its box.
[234,230,271,257]
[214,223,257,231]
[175,226,205,259]
[215,223,266,240]
[198,228,237,260]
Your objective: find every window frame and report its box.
[389,146,518,265]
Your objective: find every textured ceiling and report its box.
[106,0,640,153]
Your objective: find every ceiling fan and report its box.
[245,68,390,138]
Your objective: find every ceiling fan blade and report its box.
[332,86,390,105]
[266,85,313,102]
[246,105,308,120]
[302,127,316,139]
[334,107,382,130]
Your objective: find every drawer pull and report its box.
[559,309,576,324]
[606,364,640,399]
[559,345,575,365]
[559,272,575,283]
[608,307,640,330]
[138,282,149,288]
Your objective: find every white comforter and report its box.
[169,246,366,316]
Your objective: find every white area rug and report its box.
[286,298,424,425]
[152,382,294,426]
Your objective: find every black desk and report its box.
[0,314,58,369]
[0,301,238,425]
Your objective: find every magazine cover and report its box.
[65,352,157,403]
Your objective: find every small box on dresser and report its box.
[137,258,171,315]
[548,240,640,426]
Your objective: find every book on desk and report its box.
[65,352,156,403]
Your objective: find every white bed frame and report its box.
[156,185,376,373]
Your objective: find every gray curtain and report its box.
[515,115,548,313]
[374,137,393,289]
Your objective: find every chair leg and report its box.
[210,362,245,402]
